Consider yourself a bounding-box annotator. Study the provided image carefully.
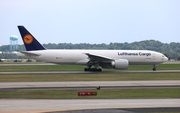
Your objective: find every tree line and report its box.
[0,40,180,60]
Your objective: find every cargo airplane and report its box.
[17,26,168,72]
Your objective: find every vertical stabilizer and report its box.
[18,26,46,51]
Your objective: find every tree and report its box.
[178,56,180,61]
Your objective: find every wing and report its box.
[85,53,113,63]
[84,53,129,69]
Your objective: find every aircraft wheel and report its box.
[84,68,102,72]
[84,68,90,71]
[91,68,96,72]
[97,68,102,72]
[153,68,156,71]
[92,68,102,72]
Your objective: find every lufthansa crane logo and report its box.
[23,34,33,44]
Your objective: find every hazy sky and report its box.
[0,0,180,46]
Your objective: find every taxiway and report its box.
[0,70,180,75]
[0,99,179,113]
[0,80,180,89]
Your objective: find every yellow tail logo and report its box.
[23,34,33,44]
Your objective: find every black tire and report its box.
[97,68,102,72]
[84,68,89,71]
[153,68,156,71]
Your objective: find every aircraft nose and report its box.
[164,56,169,62]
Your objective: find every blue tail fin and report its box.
[18,26,46,51]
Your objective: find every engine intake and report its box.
[111,59,129,69]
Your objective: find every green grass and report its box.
[0,64,180,72]
[0,64,82,72]
[0,73,180,82]
[0,63,179,82]
[129,64,180,70]
[0,88,179,99]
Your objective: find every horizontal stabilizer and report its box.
[20,51,41,56]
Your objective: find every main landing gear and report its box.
[84,68,102,72]
[84,63,102,72]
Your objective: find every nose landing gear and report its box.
[153,67,156,71]
[152,65,157,71]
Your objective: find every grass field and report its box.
[0,73,180,82]
[0,63,180,72]
[0,88,180,99]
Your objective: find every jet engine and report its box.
[111,59,129,69]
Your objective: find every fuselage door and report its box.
[152,53,156,60]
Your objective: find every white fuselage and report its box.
[20,50,168,65]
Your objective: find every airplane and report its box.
[17,26,168,72]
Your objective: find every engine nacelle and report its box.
[111,59,129,70]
